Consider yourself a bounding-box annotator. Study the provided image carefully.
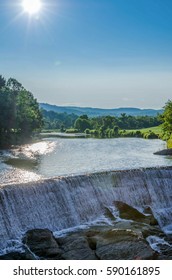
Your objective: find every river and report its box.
[0,137,171,185]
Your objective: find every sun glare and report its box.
[22,0,42,15]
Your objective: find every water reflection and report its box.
[0,168,41,187]
[0,141,55,186]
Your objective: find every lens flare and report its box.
[22,0,42,15]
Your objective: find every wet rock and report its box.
[91,229,157,260]
[0,251,36,260]
[104,207,116,221]
[56,224,157,260]
[56,235,98,260]
[143,207,159,226]
[23,229,63,259]
[114,201,148,222]
[11,220,170,260]
[96,240,156,260]
[157,244,172,259]
[154,149,172,155]
[114,201,158,226]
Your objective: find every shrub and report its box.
[65,128,79,133]
[167,138,172,148]
[143,131,158,139]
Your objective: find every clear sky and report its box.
[0,0,172,108]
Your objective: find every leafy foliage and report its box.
[0,75,6,89]
[0,75,43,147]
[42,110,78,131]
[161,100,172,139]
[74,115,91,132]
[73,114,161,137]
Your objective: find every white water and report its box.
[147,236,172,253]
[0,167,172,252]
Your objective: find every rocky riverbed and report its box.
[1,201,172,260]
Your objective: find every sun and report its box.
[22,0,42,15]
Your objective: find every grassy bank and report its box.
[115,125,162,140]
[126,126,162,135]
[41,125,163,140]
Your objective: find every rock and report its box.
[15,219,170,260]
[57,224,158,260]
[0,251,36,260]
[114,201,159,226]
[157,242,172,260]
[96,241,156,260]
[104,207,116,221]
[56,235,98,260]
[143,207,159,226]
[92,229,157,260]
[23,229,63,259]
[114,201,148,223]
[154,149,172,155]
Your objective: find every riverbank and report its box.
[40,132,86,138]
[41,125,162,140]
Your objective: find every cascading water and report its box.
[0,166,172,251]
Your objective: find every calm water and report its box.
[0,137,172,185]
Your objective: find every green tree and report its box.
[0,75,43,147]
[0,88,14,137]
[74,117,91,132]
[80,114,89,120]
[161,100,172,138]
[16,90,43,137]
[7,78,23,92]
[0,75,6,89]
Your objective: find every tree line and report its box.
[0,75,43,148]
[42,111,162,137]
[74,114,161,132]
[42,101,172,140]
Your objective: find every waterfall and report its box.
[0,166,172,250]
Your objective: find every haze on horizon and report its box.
[0,0,172,109]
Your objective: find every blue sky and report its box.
[0,0,172,108]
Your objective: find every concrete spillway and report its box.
[0,167,172,250]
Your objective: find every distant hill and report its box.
[40,103,163,117]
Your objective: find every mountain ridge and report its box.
[40,103,163,117]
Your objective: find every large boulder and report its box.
[23,229,63,259]
[93,229,157,260]
[56,235,98,260]
[56,225,157,260]
[114,201,158,225]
